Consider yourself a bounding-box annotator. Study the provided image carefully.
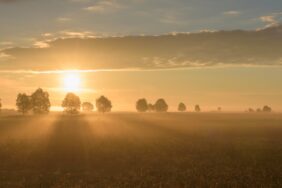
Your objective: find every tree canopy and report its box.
[195,105,201,112]
[178,102,186,112]
[96,96,112,113]
[82,102,94,112]
[262,105,272,113]
[31,88,51,114]
[154,99,168,112]
[136,98,148,112]
[62,93,81,114]
[16,93,32,114]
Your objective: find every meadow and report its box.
[0,113,282,187]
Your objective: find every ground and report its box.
[0,113,282,187]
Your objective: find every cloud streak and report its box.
[1,25,282,71]
[223,11,241,16]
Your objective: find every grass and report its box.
[0,113,282,187]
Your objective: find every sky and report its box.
[0,0,282,111]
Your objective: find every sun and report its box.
[62,72,81,93]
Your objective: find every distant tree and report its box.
[16,93,32,114]
[136,98,148,112]
[30,88,51,114]
[178,102,186,112]
[256,108,262,113]
[262,105,272,113]
[0,99,2,112]
[154,99,168,112]
[62,93,81,114]
[96,96,112,113]
[195,105,201,112]
[217,107,222,112]
[147,103,155,112]
[248,108,255,113]
[82,102,94,112]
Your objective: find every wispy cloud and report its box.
[260,16,278,27]
[56,17,72,23]
[223,11,241,16]
[84,0,123,13]
[0,52,14,61]
[259,12,282,29]
[33,41,50,48]
[59,31,96,38]
[160,14,188,25]
[1,26,282,71]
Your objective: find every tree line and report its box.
[0,88,274,114]
[14,88,113,115]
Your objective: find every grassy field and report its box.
[0,113,282,187]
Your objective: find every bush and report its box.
[62,93,81,114]
[178,103,186,112]
[195,105,201,112]
[136,99,148,112]
[155,99,168,112]
[96,96,112,113]
[82,102,94,112]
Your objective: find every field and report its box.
[0,113,282,187]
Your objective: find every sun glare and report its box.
[63,72,81,92]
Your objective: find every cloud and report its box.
[33,41,50,48]
[223,11,241,16]
[1,25,282,71]
[0,52,14,61]
[56,17,72,23]
[84,0,123,13]
[259,13,282,29]
[59,31,96,38]
[260,16,278,27]
[160,13,188,25]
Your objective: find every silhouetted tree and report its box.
[96,96,112,113]
[82,102,94,112]
[148,103,155,112]
[256,108,262,113]
[136,98,148,112]
[195,105,201,112]
[217,107,222,112]
[178,102,186,112]
[16,93,32,114]
[248,108,255,113]
[62,93,81,114]
[0,99,2,112]
[154,99,168,112]
[31,88,51,114]
[262,105,272,113]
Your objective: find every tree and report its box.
[262,105,272,113]
[16,93,32,114]
[0,99,2,112]
[217,107,222,112]
[96,96,112,113]
[31,88,51,114]
[154,99,168,112]
[256,108,262,113]
[248,108,255,113]
[195,105,201,112]
[178,102,186,112]
[82,102,94,112]
[62,93,81,114]
[136,98,148,112]
[148,103,155,112]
